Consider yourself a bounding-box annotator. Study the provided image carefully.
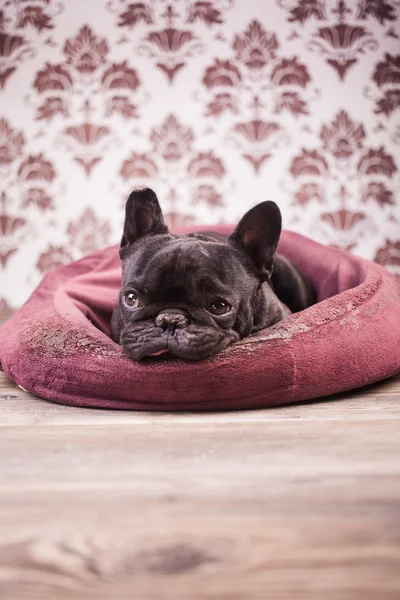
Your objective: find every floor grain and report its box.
[0,360,399,599]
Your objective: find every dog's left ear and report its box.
[229,201,282,280]
[121,188,168,251]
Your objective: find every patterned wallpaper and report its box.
[1,0,399,311]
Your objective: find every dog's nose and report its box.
[155,309,188,331]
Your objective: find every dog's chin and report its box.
[120,320,238,361]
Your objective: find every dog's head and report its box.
[112,188,283,361]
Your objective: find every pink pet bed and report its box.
[1,229,399,410]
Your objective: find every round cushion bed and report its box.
[0,228,399,411]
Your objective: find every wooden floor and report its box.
[0,351,399,599]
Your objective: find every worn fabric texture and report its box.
[1,228,399,411]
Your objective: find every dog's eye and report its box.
[208,298,231,315]
[123,291,139,309]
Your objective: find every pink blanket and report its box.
[1,229,399,410]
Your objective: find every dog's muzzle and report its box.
[146,309,189,357]
[155,309,188,331]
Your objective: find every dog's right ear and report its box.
[229,201,282,281]
[120,188,168,251]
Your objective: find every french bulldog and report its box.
[111,188,314,361]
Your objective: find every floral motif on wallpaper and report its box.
[364,52,400,149]
[287,109,398,251]
[374,240,400,279]
[372,53,400,117]
[30,23,142,175]
[108,0,232,83]
[35,206,112,278]
[280,0,397,79]
[0,116,59,267]
[0,0,64,89]
[198,18,316,174]
[118,113,227,228]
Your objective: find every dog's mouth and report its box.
[140,346,171,360]
[121,320,239,361]
[142,349,174,363]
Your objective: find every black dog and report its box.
[111,188,314,361]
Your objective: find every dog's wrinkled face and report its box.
[111,188,283,361]
[117,235,257,360]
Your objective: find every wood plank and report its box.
[0,496,399,600]
[1,371,400,426]
[0,490,398,595]
[0,418,400,599]
[1,419,400,486]
[0,415,399,598]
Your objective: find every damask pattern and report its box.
[282,0,397,80]
[0,0,399,310]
